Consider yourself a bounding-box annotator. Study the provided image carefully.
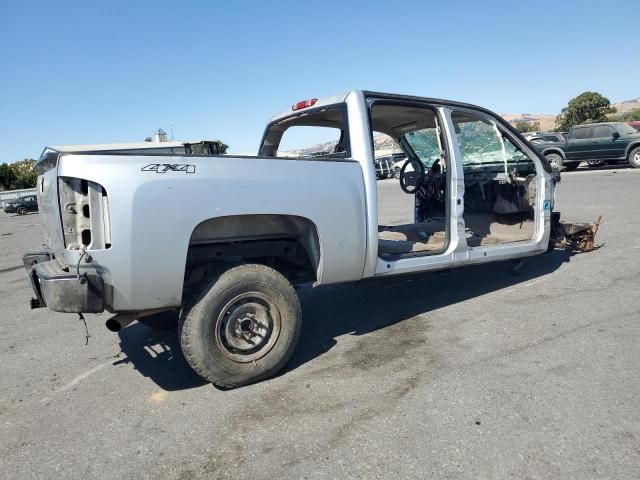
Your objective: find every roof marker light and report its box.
[292,98,318,111]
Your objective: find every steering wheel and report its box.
[399,159,425,194]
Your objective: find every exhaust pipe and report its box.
[105,314,137,332]
[105,309,170,332]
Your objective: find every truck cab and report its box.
[262,92,556,278]
[24,91,559,388]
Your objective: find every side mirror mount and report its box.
[612,131,620,139]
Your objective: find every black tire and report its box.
[180,264,301,388]
[628,147,640,168]
[564,162,580,171]
[545,153,564,171]
[16,206,27,215]
[394,166,401,179]
[138,309,179,330]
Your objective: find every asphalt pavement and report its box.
[1,167,639,479]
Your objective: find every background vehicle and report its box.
[24,91,558,388]
[374,155,395,179]
[531,122,640,170]
[390,153,408,178]
[522,131,544,140]
[4,195,38,215]
[628,121,640,132]
[528,133,567,144]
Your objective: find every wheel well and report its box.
[183,214,321,295]
[542,148,565,159]
[626,142,640,157]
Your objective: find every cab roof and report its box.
[270,90,502,124]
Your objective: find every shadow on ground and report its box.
[116,250,572,390]
[115,324,208,390]
[570,163,630,173]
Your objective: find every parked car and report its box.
[4,195,38,215]
[374,153,409,179]
[522,131,544,140]
[628,121,640,132]
[390,153,409,178]
[26,90,570,388]
[374,155,395,179]
[530,122,640,170]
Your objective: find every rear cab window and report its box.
[260,105,350,159]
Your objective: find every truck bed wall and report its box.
[56,154,367,311]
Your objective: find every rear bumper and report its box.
[23,249,104,313]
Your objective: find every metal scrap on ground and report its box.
[558,215,603,252]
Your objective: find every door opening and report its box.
[369,102,449,258]
[451,110,537,247]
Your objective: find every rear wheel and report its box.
[180,264,301,388]
[545,153,564,171]
[628,147,640,168]
[16,206,27,215]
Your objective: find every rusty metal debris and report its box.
[557,215,603,252]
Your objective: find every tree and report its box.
[556,92,616,131]
[0,163,16,190]
[0,159,37,190]
[11,159,38,189]
[515,121,540,133]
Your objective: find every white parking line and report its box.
[57,360,113,393]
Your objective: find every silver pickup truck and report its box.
[24,91,563,388]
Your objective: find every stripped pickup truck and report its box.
[26,91,571,388]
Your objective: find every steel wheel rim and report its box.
[548,155,560,169]
[215,292,281,363]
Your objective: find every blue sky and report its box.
[1,0,638,161]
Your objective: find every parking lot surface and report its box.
[1,168,639,479]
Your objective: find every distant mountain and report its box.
[611,98,640,114]
[287,133,401,157]
[501,113,557,131]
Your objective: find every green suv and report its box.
[530,122,640,170]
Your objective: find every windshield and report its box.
[452,111,534,172]
[616,123,638,135]
[404,127,441,167]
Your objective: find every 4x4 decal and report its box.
[141,163,196,174]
